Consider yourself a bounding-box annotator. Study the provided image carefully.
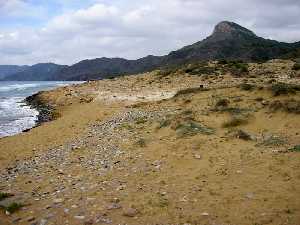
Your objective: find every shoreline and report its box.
[24,92,56,127]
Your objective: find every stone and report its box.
[40,219,48,225]
[122,208,138,217]
[27,216,36,222]
[53,198,64,204]
[106,203,122,210]
[194,154,202,159]
[74,215,85,220]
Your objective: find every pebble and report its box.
[194,154,202,159]
[40,219,48,225]
[245,192,255,199]
[122,208,138,217]
[74,215,85,220]
[106,203,122,210]
[64,208,70,213]
[27,216,36,222]
[53,198,64,204]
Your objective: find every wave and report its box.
[0,96,39,137]
[0,83,40,92]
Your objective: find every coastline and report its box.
[25,92,56,127]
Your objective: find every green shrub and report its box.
[258,135,286,147]
[269,100,300,114]
[289,145,300,152]
[215,99,230,108]
[271,83,300,96]
[5,202,24,214]
[135,139,146,147]
[240,83,255,91]
[0,192,12,201]
[227,61,249,75]
[158,119,172,129]
[175,121,215,137]
[135,118,148,124]
[292,63,300,71]
[174,87,209,97]
[234,129,255,141]
[222,116,249,128]
[218,59,228,65]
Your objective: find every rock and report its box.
[194,154,202,159]
[84,219,94,225]
[245,192,255,199]
[201,212,209,216]
[64,208,70,214]
[53,198,64,204]
[74,215,85,220]
[40,219,47,225]
[106,203,122,210]
[27,216,36,222]
[122,208,138,217]
[235,130,256,141]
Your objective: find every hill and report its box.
[2,21,300,81]
[0,65,28,80]
[2,63,67,81]
[54,21,300,80]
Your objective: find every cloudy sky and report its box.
[1,0,300,65]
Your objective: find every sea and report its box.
[0,81,82,138]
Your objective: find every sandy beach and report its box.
[0,60,300,225]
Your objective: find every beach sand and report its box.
[0,60,300,225]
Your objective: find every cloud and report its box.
[0,0,300,65]
[0,0,47,20]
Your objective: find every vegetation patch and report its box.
[240,83,255,91]
[174,87,209,97]
[184,63,216,76]
[226,61,249,76]
[214,105,251,116]
[292,63,300,71]
[1,202,24,214]
[233,129,255,141]
[174,120,215,137]
[258,135,286,147]
[215,98,230,108]
[222,115,249,128]
[135,118,148,124]
[270,83,300,96]
[157,118,172,129]
[269,99,300,114]
[0,193,12,201]
[289,145,300,152]
[135,139,146,148]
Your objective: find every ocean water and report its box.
[0,81,82,138]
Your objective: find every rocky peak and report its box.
[212,21,256,38]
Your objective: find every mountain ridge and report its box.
[2,21,300,81]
